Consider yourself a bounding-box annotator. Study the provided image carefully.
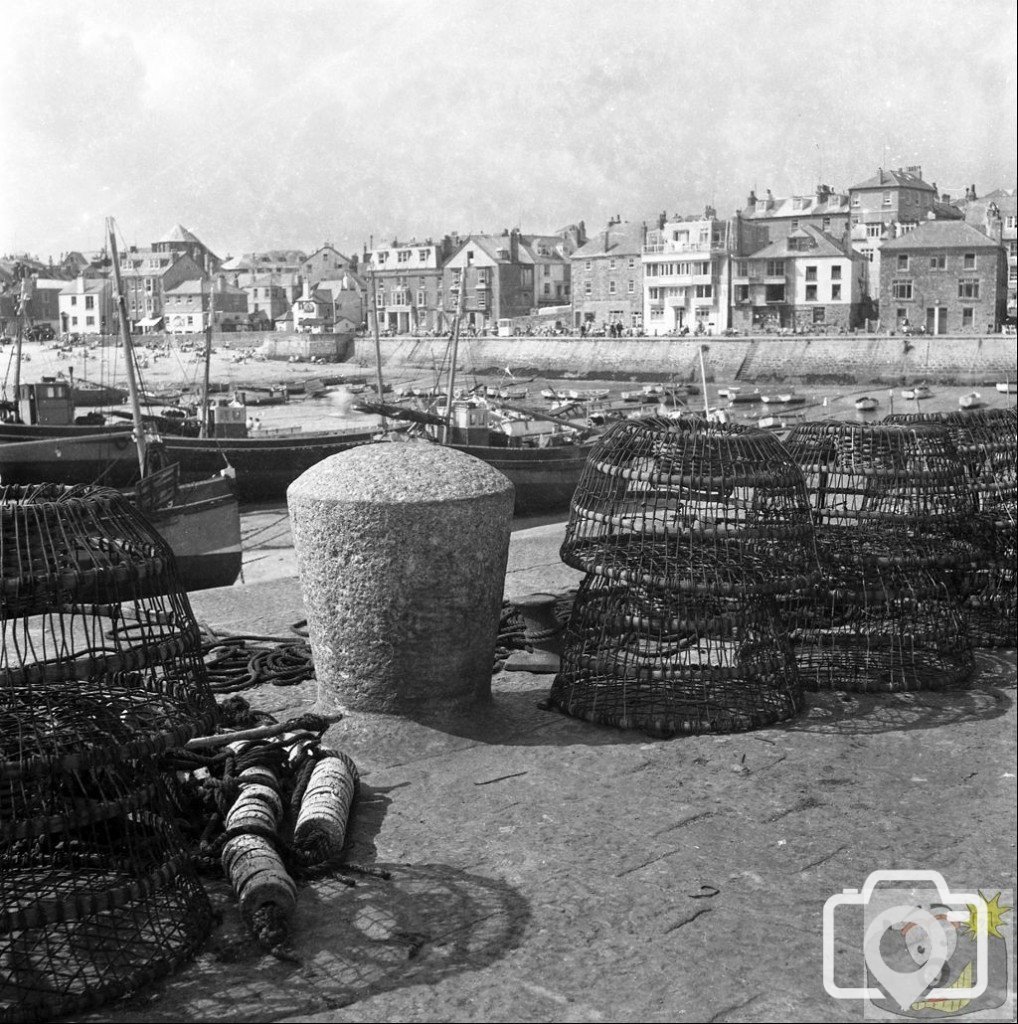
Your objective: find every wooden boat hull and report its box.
[0,436,241,591]
[162,430,378,502]
[149,476,242,591]
[167,431,594,512]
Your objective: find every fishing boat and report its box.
[760,392,805,406]
[901,384,933,400]
[727,389,762,404]
[854,396,879,412]
[958,391,985,410]
[0,219,242,591]
[996,381,1017,394]
[717,386,739,399]
[758,415,786,430]
[69,377,129,406]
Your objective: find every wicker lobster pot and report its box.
[550,417,818,736]
[883,409,1016,647]
[782,422,977,691]
[1,485,215,1023]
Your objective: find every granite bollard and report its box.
[287,441,515,715]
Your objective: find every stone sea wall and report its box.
[349,334,1018,384]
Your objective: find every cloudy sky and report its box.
[1,0,1015,260]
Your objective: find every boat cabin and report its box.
[446,400,491,445]
[207,397,248,438]
[14,382,75,426]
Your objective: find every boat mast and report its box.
[443,264,468,441]
[12,274,28,401]
[200,272,213,437]
[698,343,711,416]
[368,267,387,430]
[107,217,148,476]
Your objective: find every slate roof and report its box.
[744,224,856,261]
[881,219,1001,251]
[740,192,851,220]
[848,168,937,192]
[159,224,205,245]
[571,222,646,259]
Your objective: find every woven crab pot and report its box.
[782,423,976,690]
[884,409,1016,647]
[1,484,215,1022]
[550,417,819,735]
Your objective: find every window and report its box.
[695,284,712,299]
[861,248,875,263]
[71,316,78,326]
[1005,216,1016,230]
[790,219,799,230]
[543,282,551,296]
[735,260,748,276]
[765,284,785,303]
[963,253,976,270]
[929,254,946,270]
[831,284,842,301]
[806,284,818,301]
[805,266,817,282]
[608,258,616,270]
[608,281,616,294]
[958,279,980,299]
[418,249,429,261]
[897,309,906,320]
[736,284,750,303]
[1009,241,1017,257]
[584,282,592,295]
[765,260,785,276]
[627,280,635,293]
[813,307,825,323]
[882,191,892,207]
[866,224,882,238]
[477,292,486,309]
[628,257,635,269]
[416,290,426,307]
[962,308,974,328]
[585,260,592,270]
[86,316,95,326]
[851,194,860,207]
[70,296,77,306]
[891,280,913,299]
[85,295,95,309]
[1010,267,1017,283]
[896,254,909,271]
[397,251,410,263]
[831,265,842,281]
[822,217,831,230]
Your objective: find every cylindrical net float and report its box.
[1,484,216,1023]
[782,422,977,691]
[884,408,1016,647]
[550,417,818,735]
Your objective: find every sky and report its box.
[1,0,1015,261]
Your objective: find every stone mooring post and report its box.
[287,441,515,716]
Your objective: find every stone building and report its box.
[362,237,457,334]
[879,220,1008,334]
[960,188,1017,322]
[734,185,851,254]
[301,245,354,288]
[163,277,248,333]
[116,250,205,331]
[152,224,220,272]
[441,232,536,331]
[570,220,646,330]
[731,225,865,332]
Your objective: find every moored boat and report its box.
[996,381,1017,394]
[901,384,933,400]
[854,396,879,412]
[958,391,985,409]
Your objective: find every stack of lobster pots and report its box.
[782,421,982,692]
[550,416,821,736]
[1,484,216,1023]
[883,408,1016,648]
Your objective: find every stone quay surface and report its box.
[287,441,515,716]
[86,522,1016,1024]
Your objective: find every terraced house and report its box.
[570,219,645,330]
[642,211,731,334]
[879,220,1008,334]
[730,225,865,332]
[363,237,457,334]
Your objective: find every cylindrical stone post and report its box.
[287,441,515,715]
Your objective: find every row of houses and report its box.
[4,166,1015,338]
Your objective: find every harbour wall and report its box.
[349,334,1018,384]
[199,331,356,361]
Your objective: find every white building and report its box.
[642,214,732,335]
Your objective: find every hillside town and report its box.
[3,166,1016,342]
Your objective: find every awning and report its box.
[137,316,163,328]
